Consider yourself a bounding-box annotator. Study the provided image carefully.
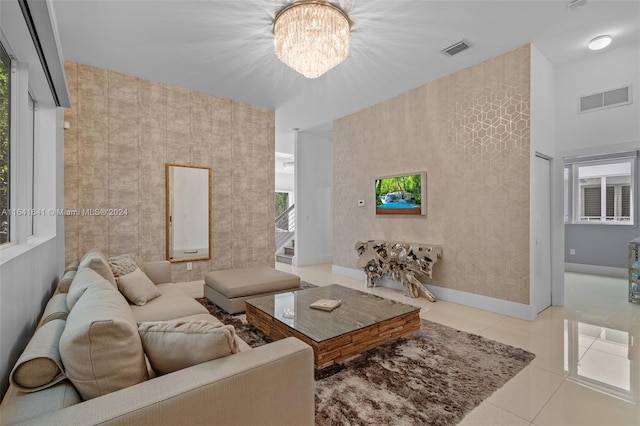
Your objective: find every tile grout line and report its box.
[530,373,568,426]
[484,401,532,425]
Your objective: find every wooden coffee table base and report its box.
[246,304,420,375]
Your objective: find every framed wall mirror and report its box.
[166,163,211,262]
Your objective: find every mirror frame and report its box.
[165,163,212,263]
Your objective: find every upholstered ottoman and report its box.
[204,266,301,314]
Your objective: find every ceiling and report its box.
[275,152,295,175]
[53,0,639,150]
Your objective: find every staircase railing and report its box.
[275,204,295,252]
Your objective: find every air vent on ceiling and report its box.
[578,85,632,113]
[441,40,471,57]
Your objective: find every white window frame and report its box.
[1,54,36,248]
[0,0,62,264]
[0,42,12,246]
[564,166,570,224]
[570,156,635,225]
[26,91,36,237]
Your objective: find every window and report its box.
[564,166,570,223]
[569,156,635,225]
[27,93,35,236]
[275,192,290,218]
[0,43,10,244]
[0,0,69,265]
[275,191,291,230]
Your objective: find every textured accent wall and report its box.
[334,46,531,304]
[64,62,275,282]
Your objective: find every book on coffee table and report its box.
[310,299,342,312]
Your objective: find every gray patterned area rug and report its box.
[196,282,535,426]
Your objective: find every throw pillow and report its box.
[66,267,108,311]
[116,268,161,306]
[59,280,148,400]
[9,319,66,392]
[138,320,239,375]
[107,253,139,278]
[78,249,117,287]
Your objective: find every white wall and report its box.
[275,129,295,204]
[530,44,564,308]
[557,42,640,272]
[275,129,295,154]
[557,42,639,151]
[275,172,294,193]
[294,131,333,266]
[0,239,62,397]
[0,91,65,402]
[0,100,65,401]
[0,0,67,398]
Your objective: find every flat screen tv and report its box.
[375,172,426,216]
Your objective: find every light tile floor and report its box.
[273,263,640,426]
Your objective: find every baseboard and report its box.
[295,254,333,267]
[331,265,405,290]
[564,263,627,278]
[332,265,536,320]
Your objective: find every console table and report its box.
[355,240,443,301]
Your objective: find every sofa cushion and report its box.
[57,269,76,293]
[37,293,69,327]
[176,313,251,352]
[0,380,81,425]
[66,267,108,311]
[64,260,80,273]
[78,249,117,287]
[204,266,300,298]
[9,319,66,392]
[140,260,172,285]
[174,313,225,327]
[108,253,139,278]
[59,280,148,400]
[116,267,161,306]
[138,320,239,375]
[130,283,208,322]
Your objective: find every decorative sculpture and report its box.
[355,241,443,302]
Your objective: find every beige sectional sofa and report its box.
[0,250,315,426]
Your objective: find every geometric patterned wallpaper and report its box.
[333,45,531,304]
[64,62,275,283]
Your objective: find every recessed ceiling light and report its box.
[588,35,612,50]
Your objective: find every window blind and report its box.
[583,187,601,217]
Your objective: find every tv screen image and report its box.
[375,172,426,215]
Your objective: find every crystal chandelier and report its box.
[274,1,351,79]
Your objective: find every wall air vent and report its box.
[441,40,471,57]
[579,85,632,113]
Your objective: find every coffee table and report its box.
[245,284,420,375]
